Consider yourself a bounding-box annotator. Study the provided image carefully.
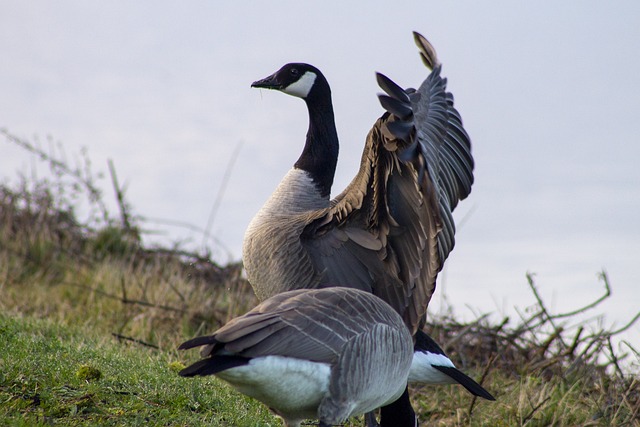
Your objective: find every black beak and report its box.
[251,72,282,90]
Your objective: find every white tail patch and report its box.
[408,351,456,384]
[216,355,331,421]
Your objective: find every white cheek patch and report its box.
[283,71,317,98]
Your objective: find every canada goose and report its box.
[243,32,473,338]
[178,287,415,427]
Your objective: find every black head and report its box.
[251,63,329,100]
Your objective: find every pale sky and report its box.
[2,2,639,349]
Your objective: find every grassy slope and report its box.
[1,182,638,426]
[0,313,277,427]
[4,293,638,427]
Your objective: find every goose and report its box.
[178,287,415,427]
[243,32,473,339]
[242,32,487,425]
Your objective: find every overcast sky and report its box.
[2,2,639,348]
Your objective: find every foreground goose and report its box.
[243,32,473,338]
[179,287,414,427]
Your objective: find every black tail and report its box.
[179,355,250,377]
[432,365,495,401]
[413,329,447,356]
[178,335,218,350]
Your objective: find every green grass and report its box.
[0,141,638,426]
[0,313,279,426]
[3,310,637,427]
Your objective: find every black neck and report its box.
[293,94,339,199]
[380,387,417,427]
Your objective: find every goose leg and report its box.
[364,411,380,427]
[379,387,418,427]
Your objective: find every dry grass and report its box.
[1,129,639,426]
[0,177,257,351]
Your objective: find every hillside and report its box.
[1,132,638,426]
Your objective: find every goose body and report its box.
[243,32,474,337]
[179,287,414,427]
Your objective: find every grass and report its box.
[1,130,639,426]
[0,313,278,426]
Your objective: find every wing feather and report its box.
[179,289,408,366]
[301,33,473,334]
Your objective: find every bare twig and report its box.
[1,128,109,222]
[521,396,551,426]
[551,270,612,319]
[526,273,566,348]
[606,336,626,379]
[621,341,640,361]
[64,279,197,318]
[143,216,233,258]
[538,326,564,357]
[467,352,498,418]
[566,326,584,357]
[111,333,159,349]
[608,310,640,336]
[108,159,133,232]
[202,140,243,249]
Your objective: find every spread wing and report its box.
[301,32,473,335]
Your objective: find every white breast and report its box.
[250,168,328,218]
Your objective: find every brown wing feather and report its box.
[301,33,473,335]
[302,118,441,335]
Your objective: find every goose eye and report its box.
[290,68,299,77]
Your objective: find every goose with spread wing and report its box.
[242,33,485,425]
[243,32,473,338]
